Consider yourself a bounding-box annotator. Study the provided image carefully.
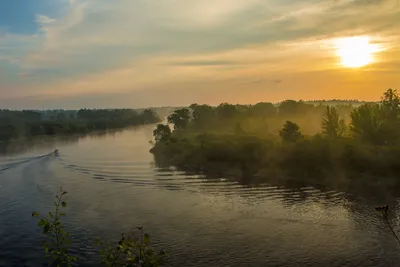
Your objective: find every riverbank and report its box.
[150,133,400,193]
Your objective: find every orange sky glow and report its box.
[0,0,399,108]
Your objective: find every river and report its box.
[0,124,400,266]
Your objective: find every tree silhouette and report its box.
[322,106,345,138]
[279,121,303,143]
[190,104,214,129]
[167,109,190,130]
[381,88,400,120]
[153,124,171,142]
[350,103,383,144]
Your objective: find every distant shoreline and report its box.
[0,108,161,142]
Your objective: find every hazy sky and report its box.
[0,0,399,109]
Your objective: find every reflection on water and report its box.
[1,125,400,266]
[0,128,128,157]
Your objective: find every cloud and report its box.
[36,15,56,25]
[0,0,399,107]
[169,60,236,67]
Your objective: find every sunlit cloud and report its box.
[0,0,399,108]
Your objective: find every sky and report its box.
[0,0,399,109]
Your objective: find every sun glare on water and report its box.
[335,36,380,68]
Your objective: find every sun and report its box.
[334,36,380,68]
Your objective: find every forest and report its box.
[0,108,160,141]
[151,89,400,193]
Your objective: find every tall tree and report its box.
[215,103,238,119]
[322,106,345,138]
[190,104,214,129]
[278,100,313,117]
[142,109,160,124]
[248,102,277,117]
[153,124,171,142]
[381,88,400,120]
[279,121,303,143]
[167,109,190,130]
[350,103,383,144]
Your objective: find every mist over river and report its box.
[1,124,400,267]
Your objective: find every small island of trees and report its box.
[151,88,400,193]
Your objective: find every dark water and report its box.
[1,125,400,266]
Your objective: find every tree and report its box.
[381,88,400,120]
[279,121,303,143]
[322,106,345,138]
[248,102,277,117]
[350,103,383,144]
[190,104,214,129]
[153,124,171,142]
[215,103,238,119]
[142,109,160,124]
[379,89,400,144]
[167,109,190,130]
[278,100,313,117]
[350,89,400,145]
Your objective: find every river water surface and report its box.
[1,124,400,266]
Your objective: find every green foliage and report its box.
[349,89,400,145]
[279,121,303,143]
[33,189,167,267]
[381,88,400,120]
[248,102,276,117]
[167,109,190,130]
[215,103,238,119]
[96,227,167,267]
[151,88,400,192]
[141,109,160,124]
[322,106,345,138]
[0,109,160,142]
[32,188,77,267]
[153,124,171,142]
[350,103,384,144]
[189,104,215,129]
[278,100,313,117]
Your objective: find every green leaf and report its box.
[48,212,54,219]
[144,233,150,245]
[37,218,46,227]
[32,211,39,217]
[43,223,50,233]
[61,201,67,208]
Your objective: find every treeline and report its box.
[151,89,400,193]
[0,108,160,141]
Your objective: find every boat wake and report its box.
[0,150,59,174]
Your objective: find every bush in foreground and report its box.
[33,188,167,267]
